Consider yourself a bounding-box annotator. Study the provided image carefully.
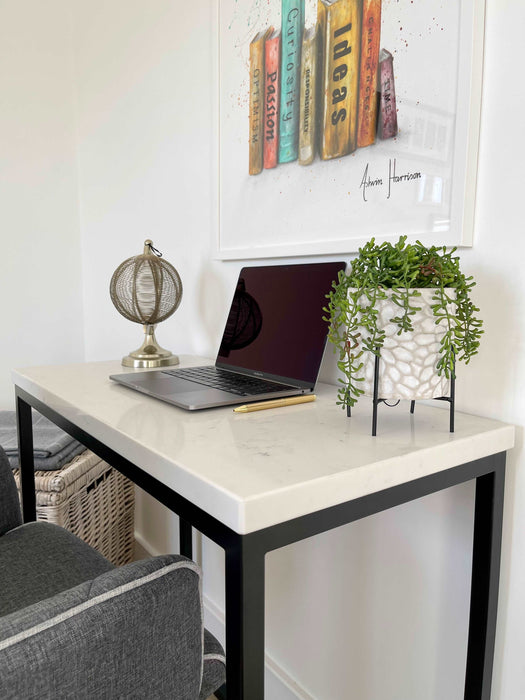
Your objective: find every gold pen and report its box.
[233,395,316,413]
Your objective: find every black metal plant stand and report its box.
[347,352,456,436]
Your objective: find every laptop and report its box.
[110,261,346,410]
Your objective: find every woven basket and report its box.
[14,450,135,567]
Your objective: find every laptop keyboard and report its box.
[162,366,296,396]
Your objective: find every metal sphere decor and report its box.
[110,239,183,368]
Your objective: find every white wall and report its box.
[0,0,85,408]
[466,2,525,696]
[2,0,524,698]
[71,0,226,367]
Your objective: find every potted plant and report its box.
[323,236,483,411]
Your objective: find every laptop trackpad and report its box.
[131,376,203,395]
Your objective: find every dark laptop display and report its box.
[110,261,346,410]
[216,263,344,387]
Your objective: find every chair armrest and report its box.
[0,555,204,699]
[0,445,22,536]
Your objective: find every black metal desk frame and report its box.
[16,386,505,700]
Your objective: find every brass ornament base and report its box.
[122,324,179,369]
[122,354,179,369]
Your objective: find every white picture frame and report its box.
[216,0,485,260]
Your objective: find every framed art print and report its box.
[217,0,485,259]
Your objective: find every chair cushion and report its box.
[0,521,114,616]
[0,556,208,699]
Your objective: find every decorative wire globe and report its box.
[110,240,183,368]
[110,242,182,325]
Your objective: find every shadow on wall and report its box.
[454,262,520,420]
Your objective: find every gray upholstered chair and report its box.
[0,445,225,699]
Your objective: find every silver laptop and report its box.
[110,261,346,410]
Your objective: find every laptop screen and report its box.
[216,262,346,388]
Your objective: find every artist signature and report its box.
[360,159,422,202]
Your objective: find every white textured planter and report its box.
[354,288,451,401]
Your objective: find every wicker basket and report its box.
[14,450,135,567]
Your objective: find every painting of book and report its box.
[249,0,393,176]
[219,0,484,258]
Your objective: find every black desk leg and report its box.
[464,455,506,700]
[179,518,193,559]
[224,535,266,700]
[16,395,36,523]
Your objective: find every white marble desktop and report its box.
[12,359,515,534]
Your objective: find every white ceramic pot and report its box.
[354,288,451,401]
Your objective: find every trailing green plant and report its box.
[322,236,484,408]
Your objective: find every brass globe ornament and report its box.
[110,239,183,368]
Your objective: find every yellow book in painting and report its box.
[249,27,273,175]
[299,26,319,166]
[318,0,361,160]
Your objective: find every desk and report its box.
[13,359,514,700]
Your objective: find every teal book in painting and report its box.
[278,0,305,163]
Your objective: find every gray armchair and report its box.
[0,445,225,699]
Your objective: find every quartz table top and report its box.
[13,359,515,534]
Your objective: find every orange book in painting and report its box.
[317,0,362,160]
[264,30,281,169]
[249,27,273,175]
[357,0,381,148]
